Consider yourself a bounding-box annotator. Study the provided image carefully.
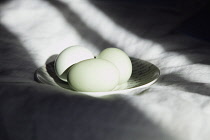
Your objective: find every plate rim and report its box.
[35,57,160,96]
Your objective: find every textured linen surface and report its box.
[0,0,210,140]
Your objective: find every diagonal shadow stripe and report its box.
[0,23,37,81]
[46,0,116,51]
[159,73,210,96]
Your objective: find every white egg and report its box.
[67,59,119,92]
[97,48,132,84]
[55,45,94,82]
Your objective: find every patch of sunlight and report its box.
[0,0,98,67]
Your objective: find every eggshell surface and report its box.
[97,48,132,84]
[67,59,119,92]
[55,46,94,82]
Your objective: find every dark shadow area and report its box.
[43,55,73,90]
[175,1,210,42]
[0,82,175,140]
[44,55,58,82]
[46,0,117,51]
[45,54,58,65]
[45,59,71,89]
[159,73,210,96]
[0,0,11,4]
[0,23,37,81]
[152,35,210,65]
[34,54,59,84]
[89,0,209,38]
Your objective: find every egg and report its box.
[55,45,94,82]
[67,59,119,92]
[97,48,132,84]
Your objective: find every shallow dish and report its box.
[35,57,160,97]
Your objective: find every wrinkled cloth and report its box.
[0,0,210,140]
